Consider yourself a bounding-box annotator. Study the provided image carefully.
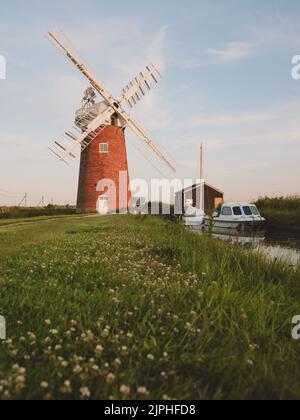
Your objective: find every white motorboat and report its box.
[207,202,266,234]
[183,205,206,229]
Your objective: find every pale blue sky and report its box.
[0,0,300,205]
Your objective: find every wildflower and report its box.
[185,322,192,331]
[73,365,83,374]
[80,387,91,399]
[61,380,72,394]
[27,332,36,340]
[50,329,58,336]
[147,354,155,361]
[3,390,12,400]
[246,359,254,367]
[45,320,51,326]
[137,386,150,397]
[106,373,116,384]
[102,328,110,338]
[113,358,122,367]
[95,344,104,357]
[40,381,49,389]
[16,375,26,384]
[249,344,260,351]
[120,385,131,396]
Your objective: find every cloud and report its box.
[182,40,256,69]
[206,42,255,63]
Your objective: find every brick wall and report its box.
[77,125,131,212]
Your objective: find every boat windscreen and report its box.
[243,206,253,216]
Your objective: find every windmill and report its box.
[47,32,176,213]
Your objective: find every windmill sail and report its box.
[49,106,115,163]
[47,31,176,173]
[121,64,162,108]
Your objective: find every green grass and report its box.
[0,215,300,400]
[256,196,300,231]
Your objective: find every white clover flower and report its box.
[40,381,49,389]
[73,365,83,374]
[106,373,116,384]
[80,387,91,399]
[137,386,150,396]
[120,385,130,396]
[95,345,104,356]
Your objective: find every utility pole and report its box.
[37,196,45,208]
[18,192,28,207]
[200,143,204,180]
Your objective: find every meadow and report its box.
[0,215,300,400]
[256,196,300,231]
[0,206,77,220]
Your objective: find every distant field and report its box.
[0,214,93,227]
[0,206,78,220]
[0,215,300,400]
[256,196,300,231]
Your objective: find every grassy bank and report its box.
[256,196,300,231]
[0,215,300,400]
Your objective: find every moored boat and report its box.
[206,202,266,234]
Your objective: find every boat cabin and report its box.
[215,203,263,219]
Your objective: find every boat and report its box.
[206,202,266,234]
[183,205,206,229]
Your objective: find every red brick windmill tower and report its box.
[47,32,176,213]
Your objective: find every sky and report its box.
[0,0,300,206]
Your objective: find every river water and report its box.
[191,227,300,267]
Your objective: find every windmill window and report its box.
[100,143,109,153]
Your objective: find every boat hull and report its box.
[206,219,266,235]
